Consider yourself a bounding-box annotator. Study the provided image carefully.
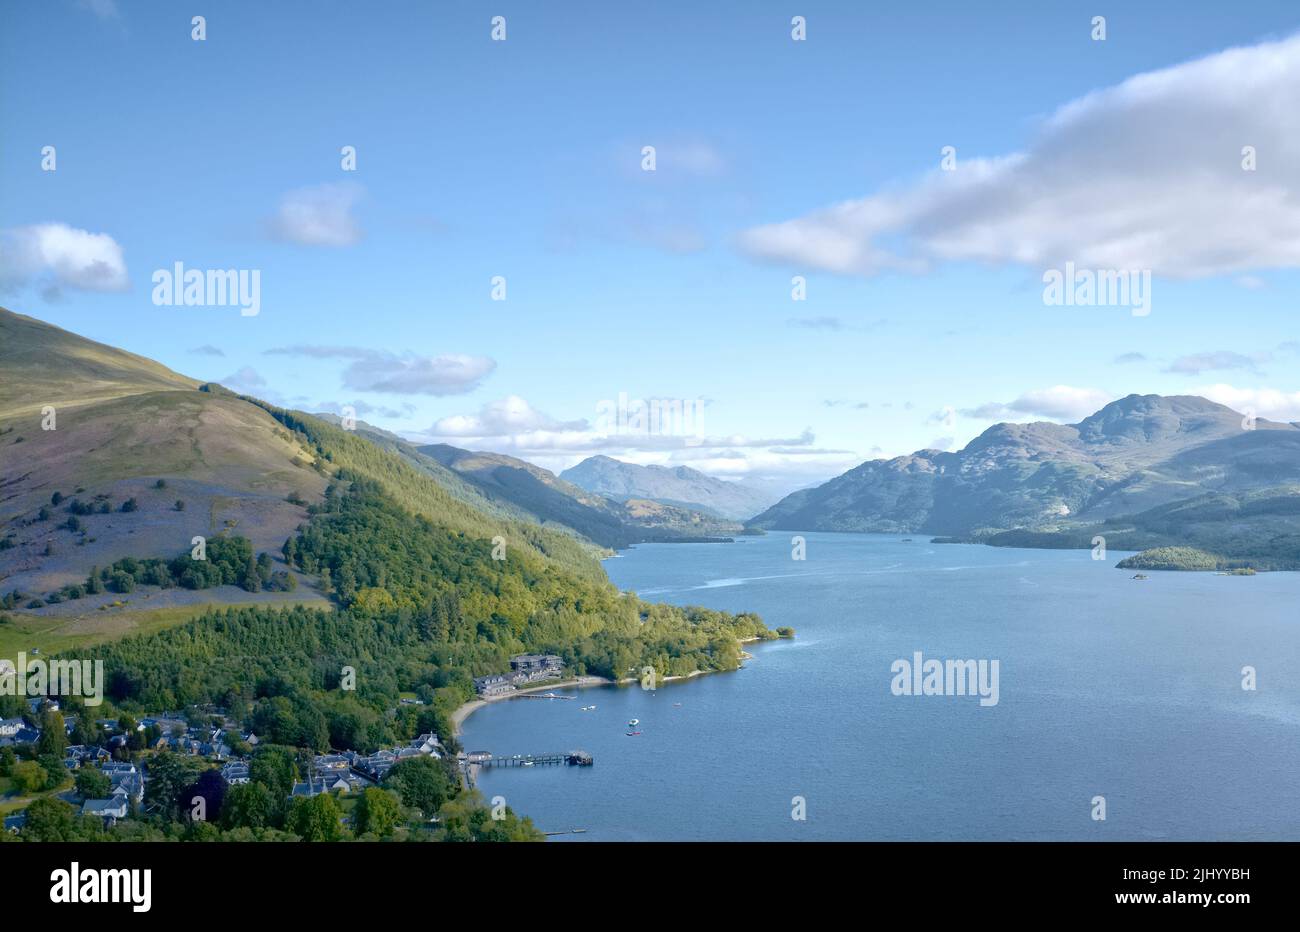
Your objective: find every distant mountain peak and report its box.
[1074,393,1243,445]
[561,455,778,521]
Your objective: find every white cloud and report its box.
[269,183,364,247]
[345,353,493,395]
[431,395,587,437]
[0,223,129,295]
[739,33,1300,279]
[266,345,495,395]
[1194,383,1300,422]
[962,386,1115,421]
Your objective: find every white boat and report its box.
[627,718,639,726]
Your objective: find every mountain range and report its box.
[749,394,1300,569]
[4,305,1298,590]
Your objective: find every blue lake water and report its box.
[461,532,1300,840]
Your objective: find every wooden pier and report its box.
[472,750,593,769]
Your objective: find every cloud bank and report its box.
[739,33,1300,279]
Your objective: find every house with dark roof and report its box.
[103,764,145,803]
[410,733,442,757]
[220,761,250,784]
[65,744,111,765]
[473,673,515,698]
[82,797,128,827]
[291,774,353,798]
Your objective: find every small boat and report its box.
[627,718,639,726]
[625,731,642,736]
[522,761,534,767]
[1132,573,1149,580]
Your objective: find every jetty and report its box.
[474,750,593,768]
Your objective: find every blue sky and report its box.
[3,1,1299,492]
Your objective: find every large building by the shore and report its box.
[473,654,565,697]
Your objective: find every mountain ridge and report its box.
[749,394,1300,561]
[561,454,777,521]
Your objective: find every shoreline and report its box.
[450,637,776,738]
[450,675,612,737]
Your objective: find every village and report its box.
[2,694,449,833]
[1,653,576,834]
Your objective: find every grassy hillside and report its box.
[0,307,198,420]
[1,389,328,596]
[0,310,613,657]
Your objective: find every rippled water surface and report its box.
[462,533,1300,840]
